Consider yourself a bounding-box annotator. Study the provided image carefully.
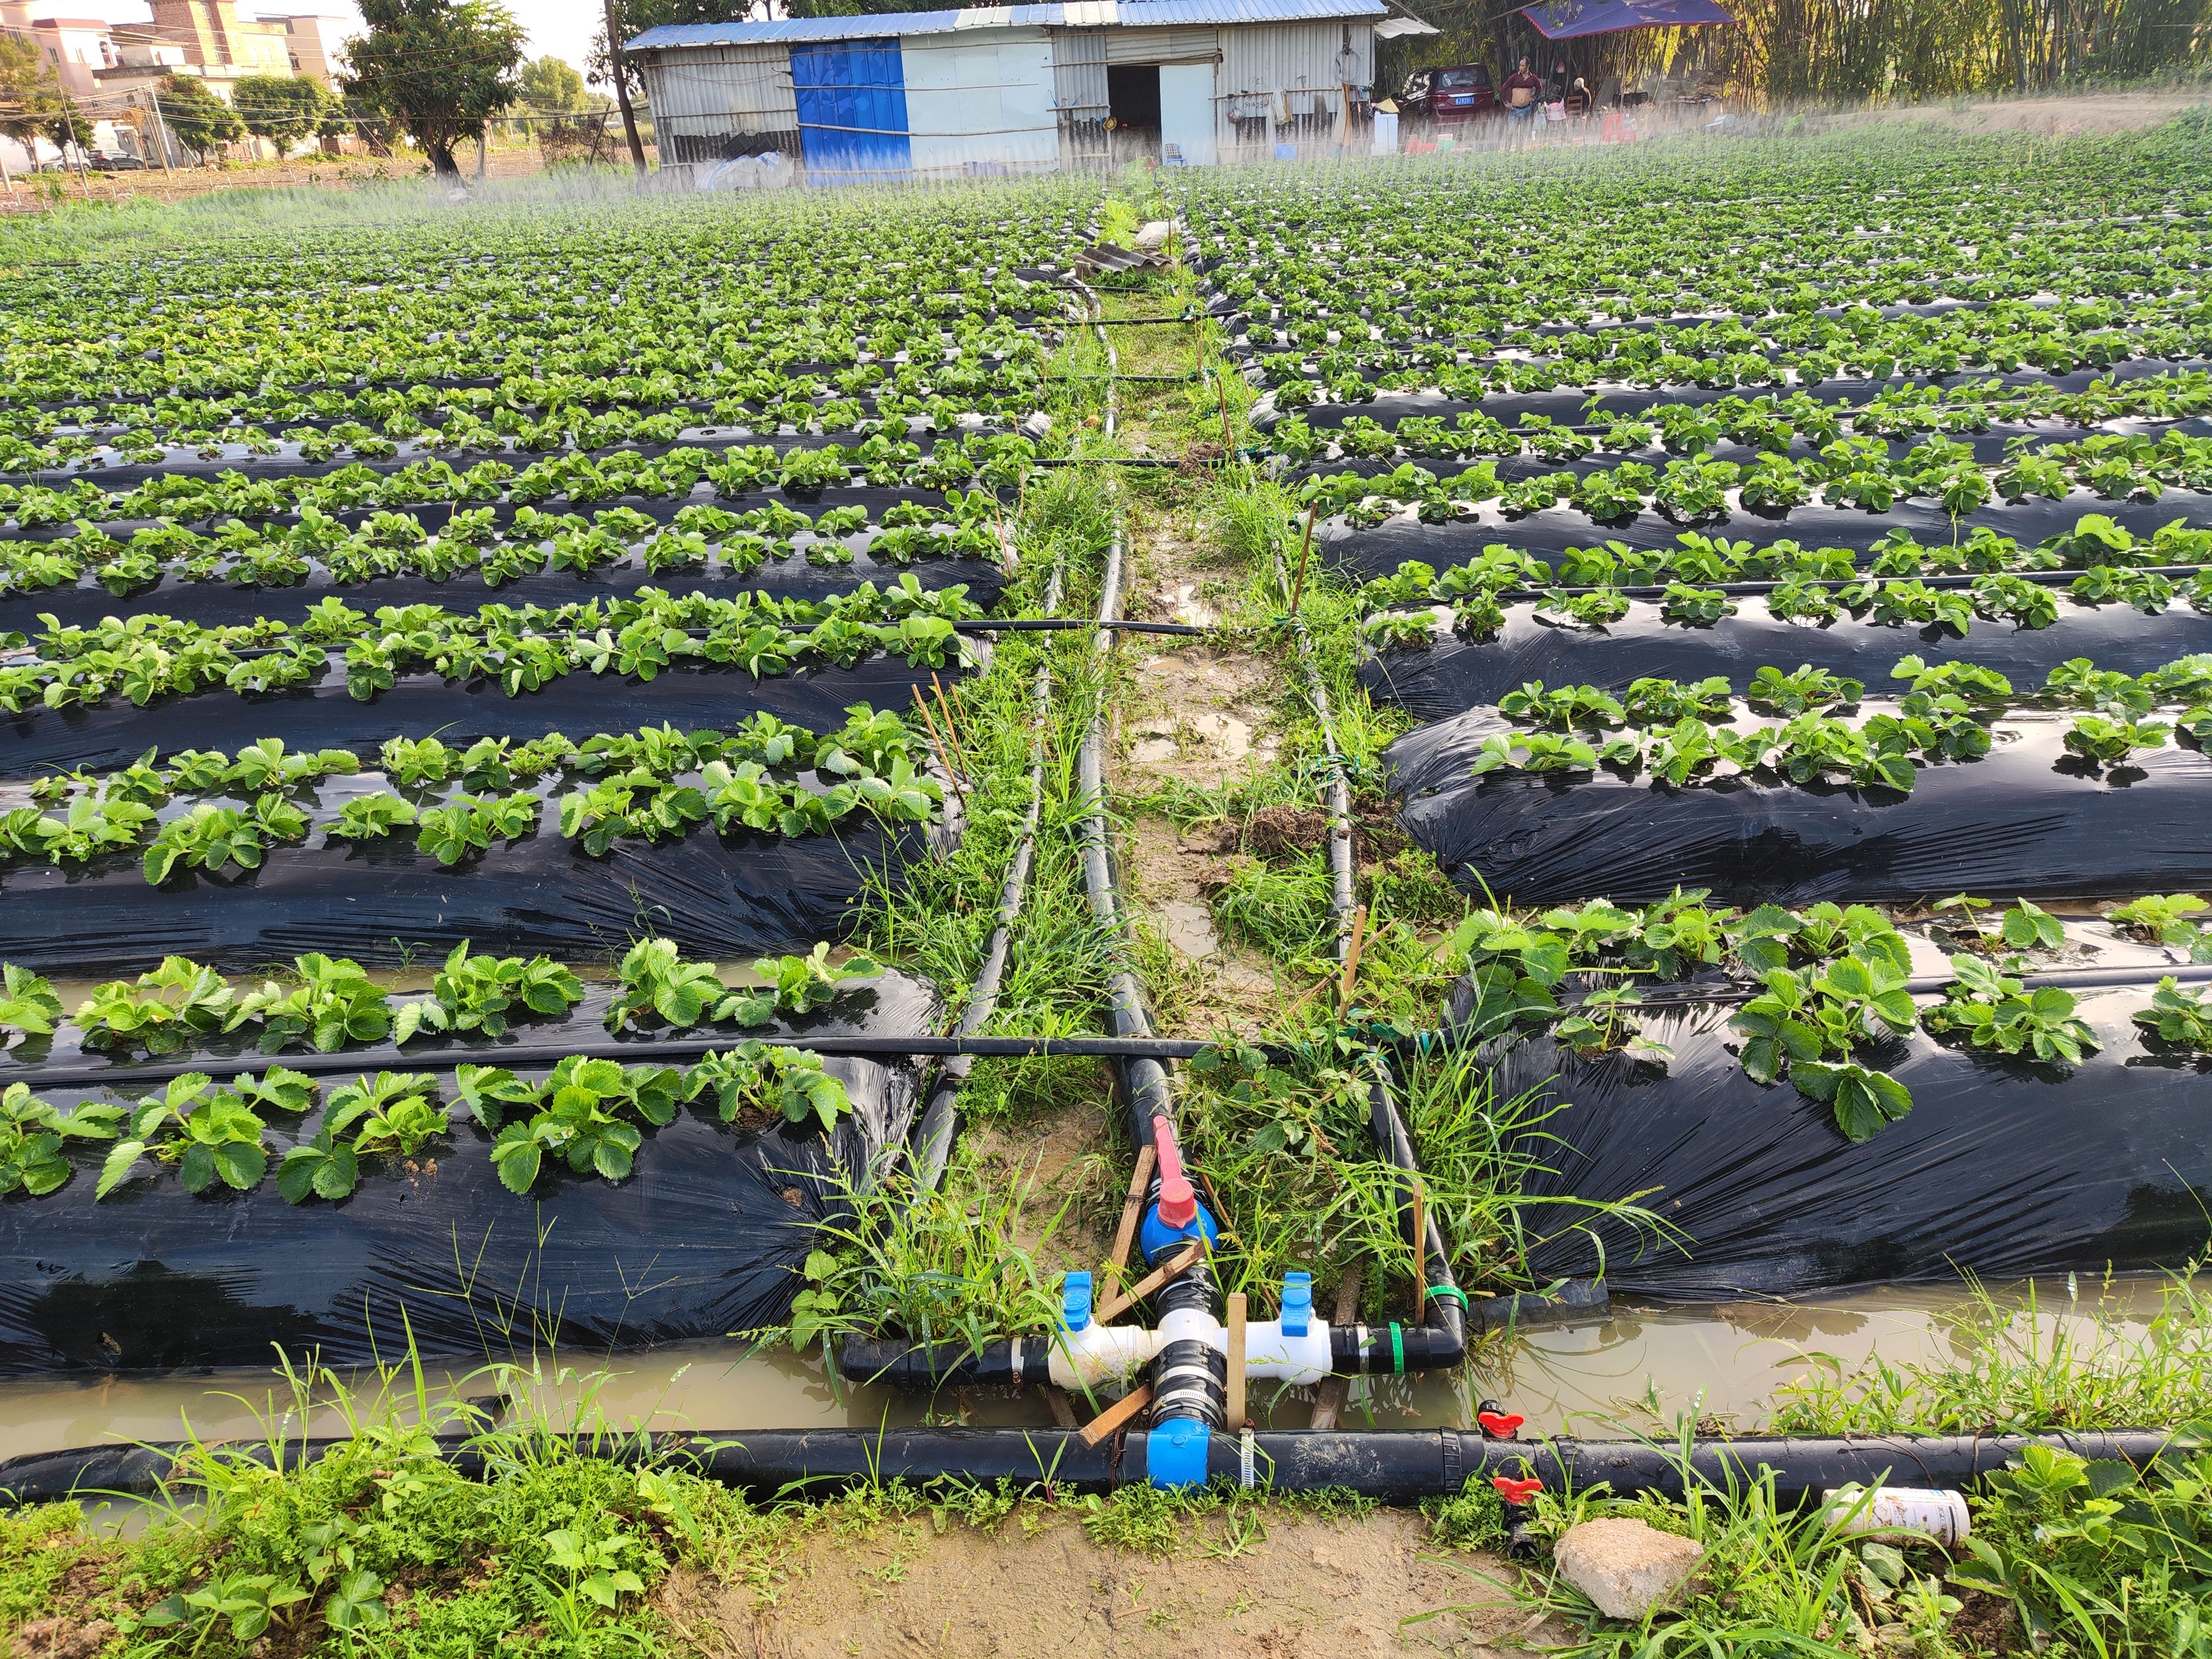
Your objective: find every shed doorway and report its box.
[1106,62,1161,163]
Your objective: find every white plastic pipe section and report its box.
[1046,1310,1333,1391]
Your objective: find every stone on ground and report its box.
[1552,1517,1703,1620]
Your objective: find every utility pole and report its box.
[601,0,648,176]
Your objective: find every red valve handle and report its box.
[1493,1476,1542,1504]
[1478,1411,1525,1438]
[1151,1113,1197,1227]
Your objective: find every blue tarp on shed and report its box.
[791,41,912,184]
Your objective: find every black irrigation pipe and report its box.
[1032,456,1181,467]
[906,544,1072,1191]
[0,1427,2188,1509]
[16,1035,1236,1095]
[956,619,1213,636]
[36,960,2199,1093]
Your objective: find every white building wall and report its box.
[901,29,1057,176]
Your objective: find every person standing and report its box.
[1502,57,1542,120]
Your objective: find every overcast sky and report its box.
[25,0,604,83]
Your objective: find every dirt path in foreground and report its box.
[660,1510,1528,1658]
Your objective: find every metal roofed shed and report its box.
[626,0,1386,183]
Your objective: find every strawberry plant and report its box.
[97,1072,273,1197]
[77,956,235,1055]
[393,943,584,1043]
[0,1083,120,1195]
[605,938,730,1031]
[2132,976,2212,1051]
[0,966,63,1048]
[324,1071,447,1157]
[2063,714,2170,765]
[229,954,392,1054]
[2108,894,2211,952]
[684,1042,854,1131]
[1926,955,2100,1065]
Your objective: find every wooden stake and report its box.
[909,689,966,811]
[1217,372,1235,460]
[931,673,963,756]
[1338,904,1370,1013]
[1044,1386,1080,1429]
[1104,1143,1156,1287]
[1225,1291,1248,1429]
[1287,506,1317,615]
[1408,1179,1427,1324]
[1309,1263,1364,1431]
[1093,1238,1205,1326]
[1079,1381,1154,1447]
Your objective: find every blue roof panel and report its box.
[629,0,1384,51]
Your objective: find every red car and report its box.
[1400,64,1496,123]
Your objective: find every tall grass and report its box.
[1769,1265,2212,1435]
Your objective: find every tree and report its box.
[232,73,333,152]
[343,0,527,178]
[520,55,586,114]
[158,73,246,163]
[0,31,66,148]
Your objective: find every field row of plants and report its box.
[1185,131,2209,350]
[1272,390,2209,466]
[0,581,983,713]
[1449,651,2212,786]
[0,437,1039,533]
[0,707,944,882]
[1449,889,2210,1139]
[1295,439,2212,525]
[0,937,874,1060]
[0,386,1050,474]
[0,189,1104,408]
[0,499,1003,598]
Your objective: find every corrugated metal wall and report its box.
[1218,20,1368,153]
[1051,26,1108,169]
[1102,24,1219,61]
[637,44,799,165]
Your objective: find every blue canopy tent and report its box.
[1518,0,1733,39]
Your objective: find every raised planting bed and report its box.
[0,963,938,1372]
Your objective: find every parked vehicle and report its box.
[90,153,147,171]
[1399,64,1496,123]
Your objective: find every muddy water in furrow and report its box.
[0,1278,2173,1462]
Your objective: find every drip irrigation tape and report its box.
[0,1428,2183,1508]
